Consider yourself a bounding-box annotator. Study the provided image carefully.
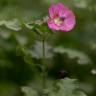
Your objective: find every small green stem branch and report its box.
[42,33,47,89]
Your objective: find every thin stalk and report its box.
[42,34,47,89]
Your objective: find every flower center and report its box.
[54,16,65,26]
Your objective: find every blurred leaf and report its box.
[16,35,28,45]
[47,78,87,96]
[73,0,88,9]
[21,87,38,96]
[0,19,22,31]
[0,19,35,32]
[0,30,11,39]
[71,91,87,96]
[33,20,53,34]
[27,41,53,59]
[24,23,34,30]
[22,78,87,96]
[4,19,21,31]
[54,46,91,65]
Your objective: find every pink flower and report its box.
[47,3,76,32]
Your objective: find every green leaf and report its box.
[33,19,53,34]
[5,19,22,31]
[46,78,87,96]
[37,23,53,34]
[72,91,87,96]
[21,87,38,96]
[24,23,34,30]
[21,78,87,96]
[54,46,91,65]
[0,19,22,31]
[0,19,34,32]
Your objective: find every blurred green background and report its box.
[0,0,96,96]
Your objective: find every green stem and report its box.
[42,34,46,89]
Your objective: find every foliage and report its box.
[0,0,95,96]
[22,78,86,96]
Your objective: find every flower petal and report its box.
[64,11,76,31]
[56,3,68,17]
[56,3,65,10]
[60,16,76,32]
[47,18,60,30]
[48,3,76,32]
[56,3,76,31]
[56,3,73,18]
[49,5,57,18]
